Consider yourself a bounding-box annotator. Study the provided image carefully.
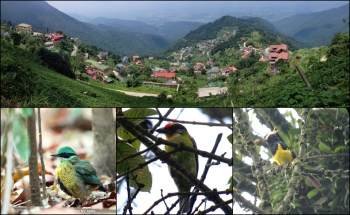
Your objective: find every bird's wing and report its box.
[70,158,101,186]
[190,136,199,178]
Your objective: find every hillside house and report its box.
[44,42,54,48]
[182,62,190,67]
[97,52,108,60]
[86,69,97,78]
[242,51,250,58]
[229,66,237,72]
[152,71,176,81]
[132,56,139,61]
[169,67,177,73]
[1,31,9,37]
[122,56,129,63]
[51,33,65,42]
[32,32,43,36]
[221,68,232,76]
[206,62,214,68]
[269,44,289,75]
[148,56,154,60]
[208,69,219,77]
[135,60,142,65]
[16,23,32,34]
[83,53,89,59]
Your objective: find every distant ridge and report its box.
[271,3,349,47]
[0,1,170,56]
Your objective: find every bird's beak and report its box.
[51,153,59,157]
[156,127,171,134]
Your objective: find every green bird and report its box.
[51,146,106,198]
[156,122,198,213]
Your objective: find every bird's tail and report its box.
[179,195,190,213]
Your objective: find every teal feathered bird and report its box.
[51,146,106,198]
[156,122,198,213]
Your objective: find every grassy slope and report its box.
[29,62,159,107]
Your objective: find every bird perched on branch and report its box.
[51,146,106,198]
[156,122,198,213]
[265,128,322,190]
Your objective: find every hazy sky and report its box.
[46,1,349,21]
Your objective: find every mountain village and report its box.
[7,22,290,98]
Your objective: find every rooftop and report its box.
[17,23,31,27]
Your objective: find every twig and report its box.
[117,141,162,164]
[117,148,181,179]
[123,172,133,215]
[160,189,169,211]
[190,133,223,213]
[38,108,47,202]
[147,190,231,215]
[1,117,13,214]
[197,199,233,214]
[118,116,232,128]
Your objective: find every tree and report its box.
[10,32,21,46]
[187,68,194,77]
[116,108,233,214]
[92,109,116,179]
[233,108,349,214]
[72,51,86,75]
[201,69,207,75]
[142,67,153,78]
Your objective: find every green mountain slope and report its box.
[0,38,164,107]
[157,15,305,57]
[271,4,349,47]
[0,1,170,56]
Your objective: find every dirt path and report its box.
[108,88,172,98]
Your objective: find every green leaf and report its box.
[318,142,331,153]
[117,142,152,192]
[118,108,157,150]
[13,114,29,162]
[227,133,233,144]
[288,128,301,135]
[228,176,233,193]
[328,196,340,210]
[22,108,33,117]
[11,72,17,79]
[334,145,349,153]
[123,108,157,125]
[307,189,318,199]
[288,98,296,104]
[117,128,141,150]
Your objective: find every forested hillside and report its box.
[0,1,170,56]
[272,4,349,47]
[156,16,306,57]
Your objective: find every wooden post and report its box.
[295,65,312,89]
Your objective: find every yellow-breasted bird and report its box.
[156,122,198,213]
[265,129,322,190]
[51,146,106,198]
